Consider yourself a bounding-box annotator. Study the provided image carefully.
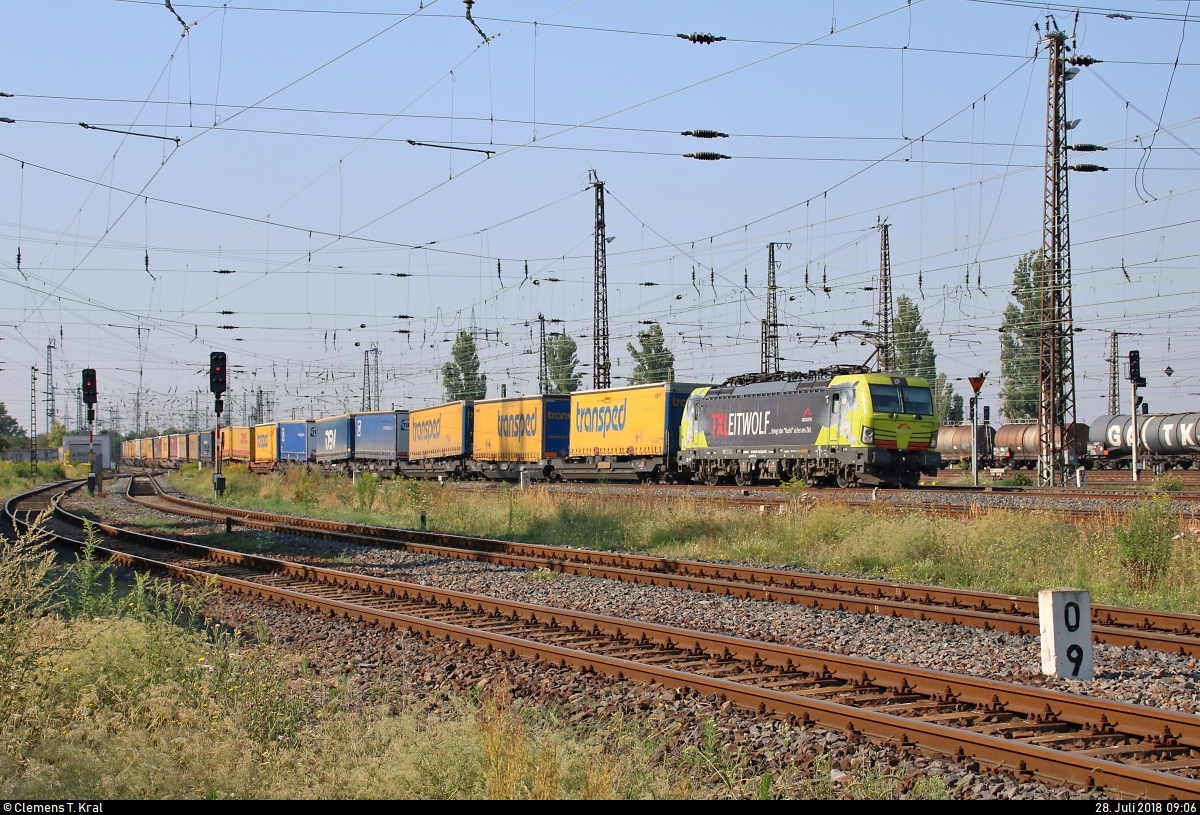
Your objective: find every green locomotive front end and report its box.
[677,367,939,488]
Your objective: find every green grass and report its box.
[0,459,87,501]
[0,514,952,799]
[170,464,1200,614]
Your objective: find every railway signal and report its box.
[209,351,227,496]
[81,368,99,495]
[968,374,987,487]
[1129,350,1146,482]
[209,351,227,395]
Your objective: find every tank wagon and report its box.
[468,394,570,481]
[994,422,1089,470]
[932,424,995,469]
[1088,413,1200,470]
[678,367,939,488]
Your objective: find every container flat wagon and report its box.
[349,410,407,471]
[557,382,704,483]
[251,423,279,471]
[314,415,354,469]
[470,395,570,481]
[222,426,252,463]
[278,420,316,463]
[400,401,473,478]
[196,431,214,464]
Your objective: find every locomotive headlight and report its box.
[861,426,874,444]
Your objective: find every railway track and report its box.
[124,476,1200,658]
[439,478,1198,522]
[10,479,1200,798]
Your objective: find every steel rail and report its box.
[127,479,1200,656]
[10,481,1200,798]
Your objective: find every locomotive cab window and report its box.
[870,383,934,416]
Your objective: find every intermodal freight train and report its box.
[122,366,942,488]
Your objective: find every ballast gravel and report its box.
[58,476,1199,799]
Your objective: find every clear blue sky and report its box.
[2,0,1198,432]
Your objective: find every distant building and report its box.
[61,434,114,471]
[5,448,60,464]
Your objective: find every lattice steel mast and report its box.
[1037,27,1076,487]
[538,314,549,395]
[44,339,56,431]
[876,220,894,371]
[761,242,787,375]
[591,171,611,389]
[1105,330,1141,416]
[1037,24,1099,485]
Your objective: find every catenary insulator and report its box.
[677,32,725,44]
[681,129,729,138]
[684,152,731,161]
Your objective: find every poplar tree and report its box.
[627,322,675,385]
[546,333,582,394]
[893,295,961,422]
[998,251,1044,421]
[442,330,487,401]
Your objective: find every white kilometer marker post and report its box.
[1038,588,1093,680]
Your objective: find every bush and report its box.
[1155,473,1185,493]
[1115,497,1176,586]
[997,472,1033,487]
[355,472,381,511]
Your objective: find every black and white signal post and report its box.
[210,351,227,496]
[82,368,99,495]
[1129,350,1146,483]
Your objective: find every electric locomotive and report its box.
[677,366,940,488]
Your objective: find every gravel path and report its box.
[57,476,1197,798]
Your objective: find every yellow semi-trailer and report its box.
[251,423,279,470]
[222,426,252,462]
[402,401,474,478]
[560,381,707,482]
[470,395,570,481]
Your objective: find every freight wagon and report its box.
[678,368,939,488]
[933,424,995,469]
[221,426,252,463]
[196,431,214,464]
[400,401,474,478]
[994,422,1088,470]
[557,382,703,483]
[350,411,408,471]
[251,424,279,471]
[1088,413,1200,471]
[168,434,184,462]
[278,420,316,463]
[469,395,570,481]
[314,415,354,468]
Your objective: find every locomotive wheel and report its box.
[704,468,722,487]
[836,471,851,489]
[802,471,818,488]
[734,468,755,487]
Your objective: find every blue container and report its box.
[396,410,410,460]
[279,420,315,462]
[197,431,214,463]
[314,414,354,463]
[353,411,400,461]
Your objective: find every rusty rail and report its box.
[5,481,1198,797]
[127,477,1200,657]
